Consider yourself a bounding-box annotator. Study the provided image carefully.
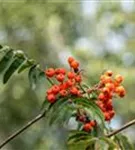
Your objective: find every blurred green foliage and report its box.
[0,1,135,150]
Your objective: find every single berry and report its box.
[47,88,53,95]
[98,93,105,101]
[115,74,124,83]
[59,90,68,97]
[55,68,66,75]
[52,85,60,94]
[70,60,79,69]
[70,87,78,95]
[90,120,96,127]
[45,68,55,78]
[66,79,75,87]
[115,86,126,97]
[104,112,111,121]
[47,94,56,103]
[105,70,113,76]
[75,75,82,82]
[56,74,65,82]
[83,123,92,132]
[67,71,75,79]
[68,57,74,64]
[105,83,115,91]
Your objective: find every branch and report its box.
[107,119,135,138]
[0,110,46,149]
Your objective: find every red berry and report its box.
[90,120,96,127]
[59,90,68,97]
[106,99,113,110]
[75,75,82,82]
[66,79,75,87]
[45,68,55,78]
[67,72,75,79]
[70,87,78,95]
[78,115,86,122]
[77,90,82,97]
[83,123,92,132]
[109,110,115,118]
[98,93,105,101]
[47,88,53,94]
[59,83,68,90]
[47,94,56,103]
[102,87,110,94]
[51,85,60,94]
[104,112,111,121]
[55,68,66,75]
[56,74,65,82]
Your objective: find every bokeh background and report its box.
[0,1,135,150]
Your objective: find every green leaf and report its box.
[3,55,25,83]
[73,97,105,129]
[48,98,74,126]
[28,64,43,90]
[18,59,35,73]
[99,137,119,149]
[115,133,134,150]
[68,130,90,144]
[0,49,14,74]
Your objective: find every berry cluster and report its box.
[45,57,82,103]
[76,110,97,132]
[97,70,126,121]
[44,57,126,132]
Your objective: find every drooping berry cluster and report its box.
[45,57,82,103]
[96,70,126,121]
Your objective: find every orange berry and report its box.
[75,75,82,82]
[115,74,124,83]
[45,68,55,78]
[83,123,92,132]
[56,74,65,82]
[70,60,79,69]
[67,71,75,79]
[100,75,112,84]
[115,86,126,97]
[105,70,113,76]
[105,83,115,91]
[113,81,120,87]
[47,94,56,103]
[68,57,74,64]
[59,90,68,97]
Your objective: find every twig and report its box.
[107,119,135,138]
[0,110,46,149]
